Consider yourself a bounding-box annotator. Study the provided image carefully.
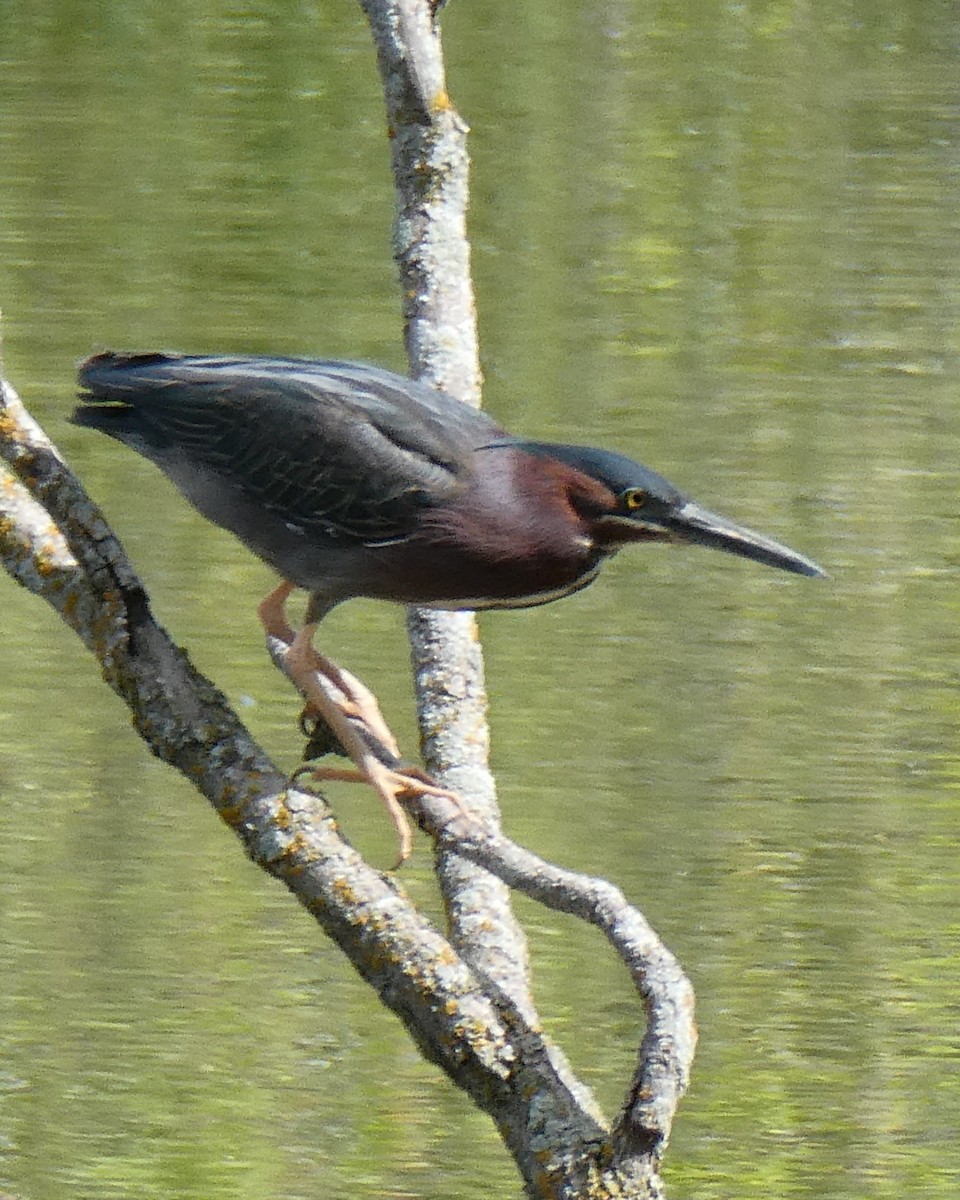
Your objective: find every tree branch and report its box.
[358,0,540,1020]
[0,371,600,1168]
[2,356,696,1194]
[0,3,698,1193]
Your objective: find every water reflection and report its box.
[2,2,959,1197]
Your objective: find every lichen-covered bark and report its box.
[357,0,540,1026]
[2,362,695,1197]
[0,374,592,1168]
[0,3,697,1195]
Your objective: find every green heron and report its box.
[74,351,823,860]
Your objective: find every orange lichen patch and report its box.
[351,903,391,938]
[36,535,71,574]
[331,876,361,907]
[431,89,453,113]
[286,830,327,864]
[217,802,246,826]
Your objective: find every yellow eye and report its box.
[623,488,647,510]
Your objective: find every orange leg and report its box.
[257,580,297,643]
[259,582,399,753]
[259,581,462,865]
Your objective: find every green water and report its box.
[2,2,959,1197]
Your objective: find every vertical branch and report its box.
[2,12,698,1192]
[352,18,697,1187]
[358,0,537,1014]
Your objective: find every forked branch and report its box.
[0,2,697,1193]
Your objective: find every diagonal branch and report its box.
[2,362,696,1193]
[0,371,606,1176]
[1,2,699,1191]
[402,791,698,1166]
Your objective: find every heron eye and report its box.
[623,488,647,511]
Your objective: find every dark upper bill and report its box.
[667,500,825,578]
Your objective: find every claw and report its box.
[261,579,467,866]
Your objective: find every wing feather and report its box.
[75,353,505,545]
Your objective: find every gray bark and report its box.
[0,3,697,1195]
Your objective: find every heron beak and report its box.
[666,500,825,578]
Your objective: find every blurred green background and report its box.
[2,1,959,1197]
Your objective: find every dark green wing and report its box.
[75,352,505,544]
